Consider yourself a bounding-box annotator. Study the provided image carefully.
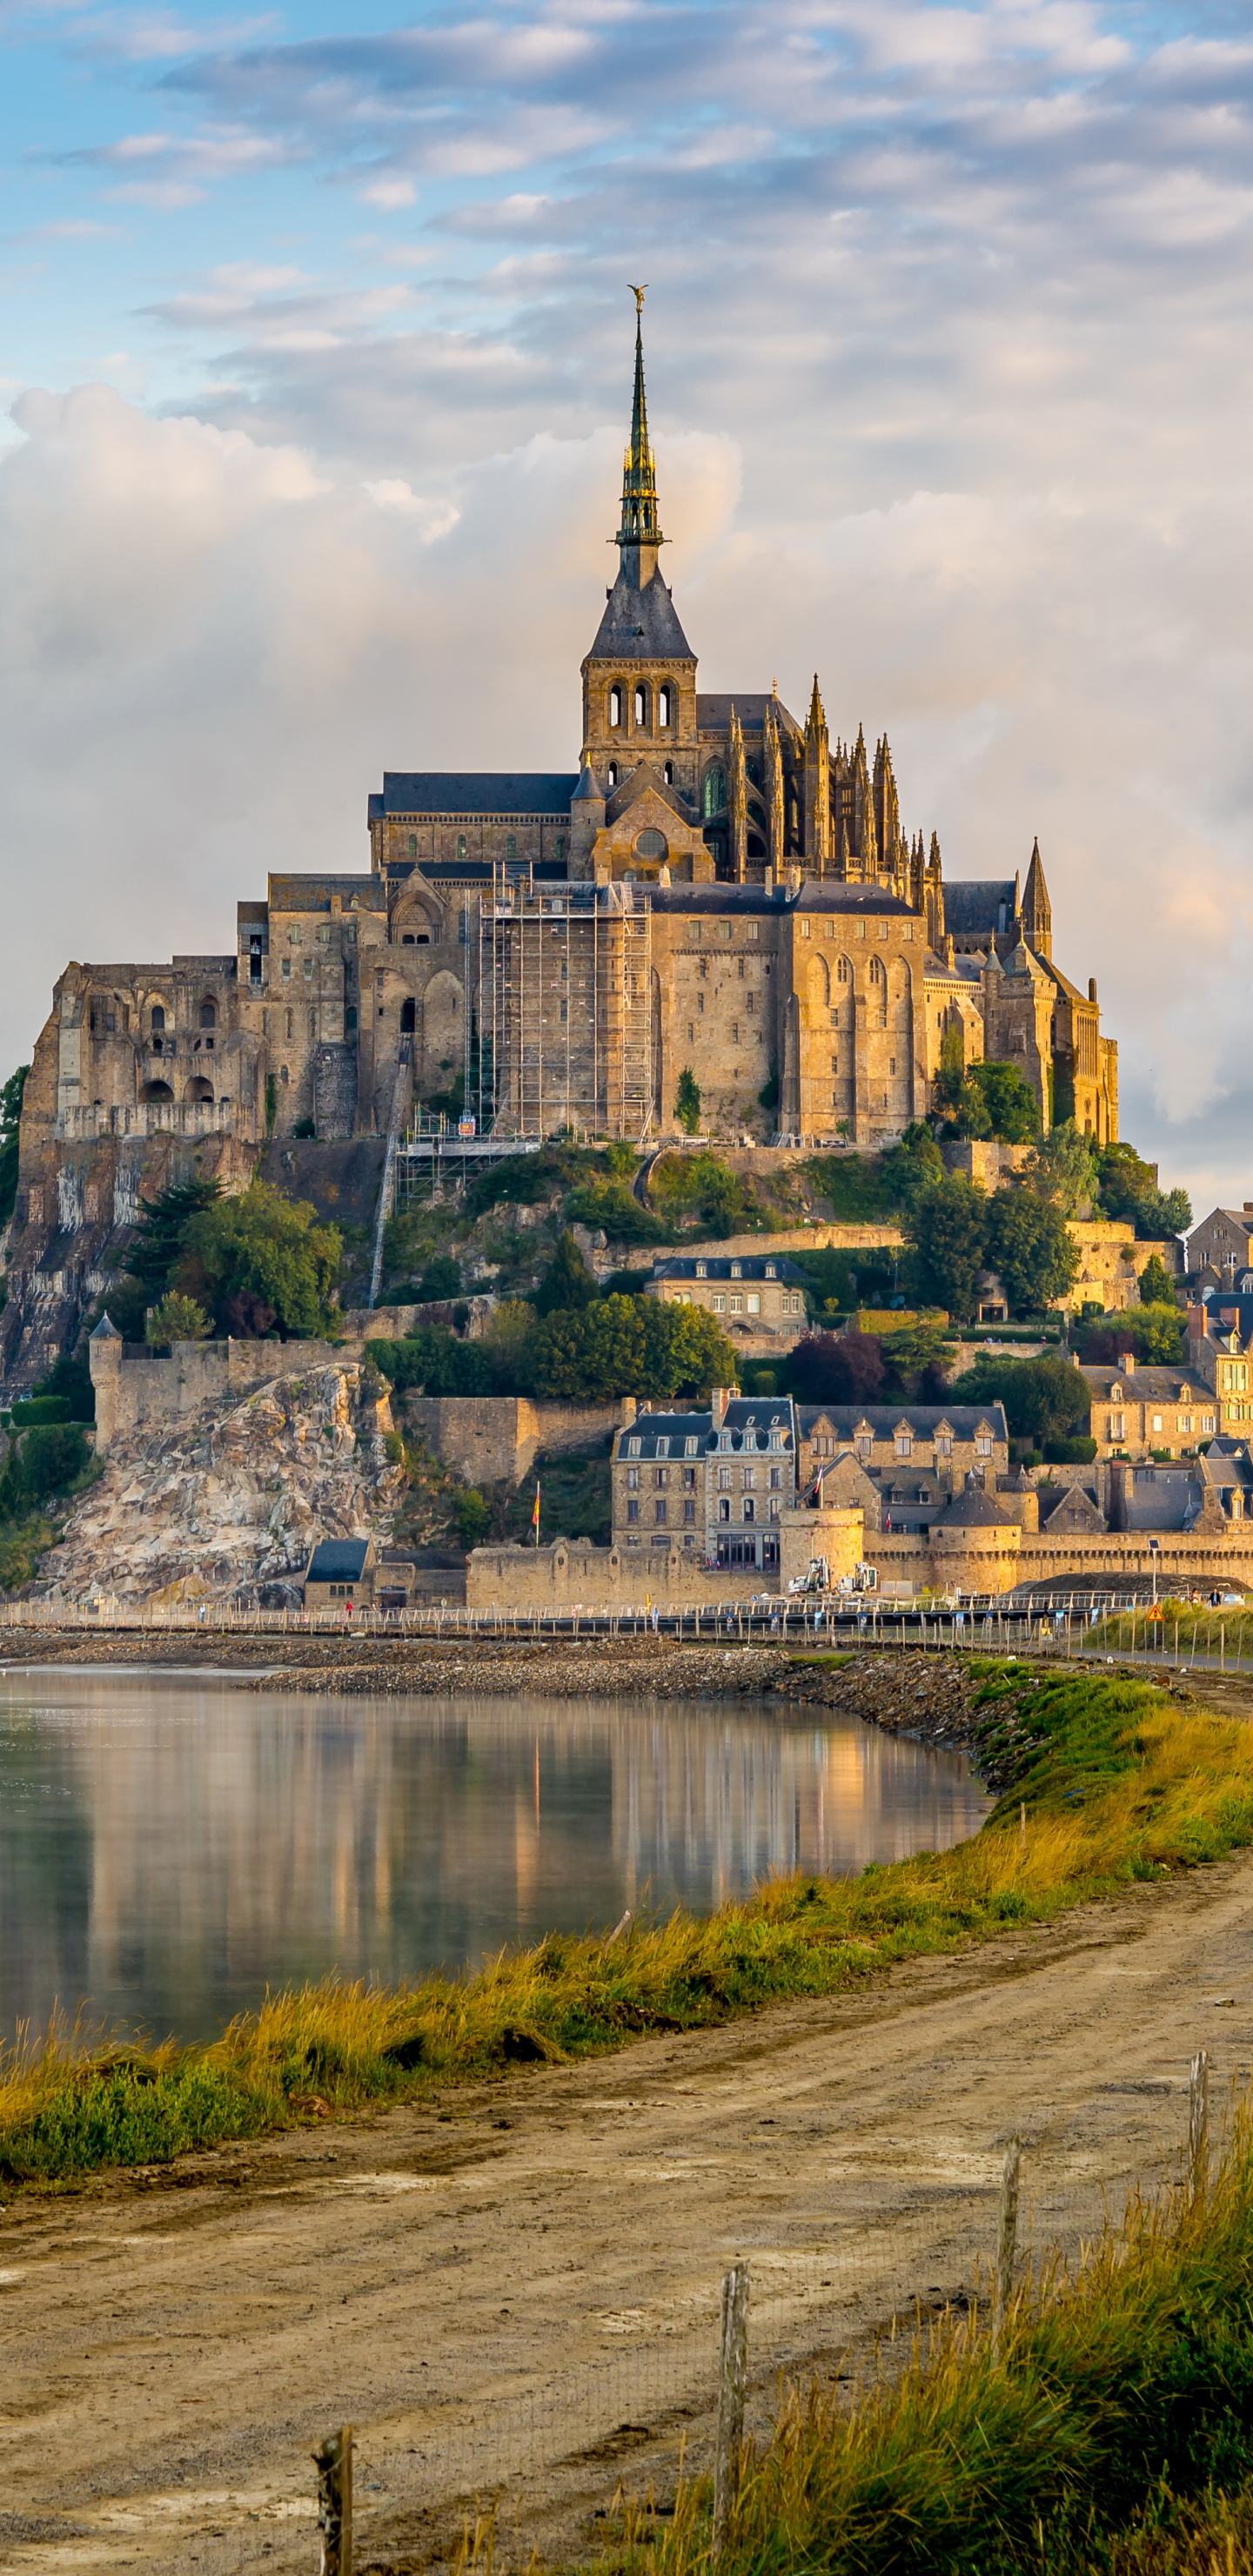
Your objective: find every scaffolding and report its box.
[479,869,654,1141]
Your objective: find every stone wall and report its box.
[466,1540,768,1613]
[405,1394,634,1487]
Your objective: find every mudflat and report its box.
[3,1830,1253,2574]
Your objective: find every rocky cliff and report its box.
[35,1362,404,1607]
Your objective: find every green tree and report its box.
[175,1181,342,1338]
[1096,1141,1191,1240]
[1138,1254,1179,1307]
[965,1062,1040,1143]
[933,1022,967,1119]
[534,1231,598,1318]
[1076,1307,1186,1365]
[947,1352,1090,1449]
[675,1068,702,1135]
[0,1065,29,1232]
[31,1343,95,1422]
[1022,1119,1097,1215]
[104,1176,224,1339]
[985,1189,1080,1317]
[907,1177,988,1321]
[527,1295,736,1400]
[452,1487,491,1550]
[0,1421,91,1515]
[144,1292,211,1350]
[412,1253,462,1302]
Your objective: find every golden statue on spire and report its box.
[627,283,647,315]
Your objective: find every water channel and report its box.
[0,1671,990,2045]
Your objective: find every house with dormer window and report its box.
[794,1402,1008,1532]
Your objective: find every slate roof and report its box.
[652,1256,807,1282]
[943,879,1020,934]
[587,566,694,661]
[795,1404,1008,1440]
[620,1396,796,1458]
[372,773,580,817]
[939,1485,1012,1528]
[1082,1365,1206,1399]
[696,694,803,737]
[306,1538,372,1582]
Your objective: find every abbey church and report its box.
[3,300,1117,1379]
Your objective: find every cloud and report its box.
[5,0,1253,1211]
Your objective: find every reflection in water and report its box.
[0,1674,989,2044]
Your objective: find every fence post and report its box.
[313,2425,352,2575]
[1189,2048,1209,2197]
[712,2261,750,2556]
[993,2137,1022,2351]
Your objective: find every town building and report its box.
[1081,1360,1220,1459]
[611,1388,795,1572]
[794,1402,1010,1531]
[643,1253,808,1339]
[1187,1208,1253,1281]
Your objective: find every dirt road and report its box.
[3,1841,1253,2575]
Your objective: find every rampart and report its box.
[404,1394,633,1487]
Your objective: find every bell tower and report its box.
[580,290,699,797]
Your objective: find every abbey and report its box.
[4,302,1116,1380]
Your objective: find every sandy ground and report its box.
[4,1830,1253,2576]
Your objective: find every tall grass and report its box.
[6,1660,1253,2186]
[637,2103,1253,2576]
[1093,1602,1253,1663]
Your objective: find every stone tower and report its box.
[580,292,699,797]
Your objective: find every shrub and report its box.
[1077,1305,1186,1365]
[0,1065,29,1233]
[1097,1140,1191,1240]
[0,1423,91,1512]
[144,1292,211,1350]
[9,1396,70,1425]
[675,1068,701,1134]
[1045,1432,1098,1462]
[411,1253,462,1302]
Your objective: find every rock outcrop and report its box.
[36,1363,404,1607]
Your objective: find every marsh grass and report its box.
[620,2103,1253,2576]
[1093,1602,1253,1663]
[6,1660,1253,2185]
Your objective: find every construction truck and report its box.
[787,1559,878,1599]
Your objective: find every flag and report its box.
[532,1480,541,1543]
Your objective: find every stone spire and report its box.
[1022,834,1053,960]
[764,696,785,879]
[728,705,748,883]
[803,676,830,874]
[619,285,662,575]
[850,724,876,881]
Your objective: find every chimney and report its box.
[620,1396,638,1426]
[710,1385,737,1427]
[1089,976,1097,1003]
[1119,1351,1136,1378]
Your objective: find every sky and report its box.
[1,0,1251,1220]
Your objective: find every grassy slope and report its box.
[4,1660,1253,2187]
[633,2104,1253,2576]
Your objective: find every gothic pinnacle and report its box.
[618,283,661,550]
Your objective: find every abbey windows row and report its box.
[607,681,674,733]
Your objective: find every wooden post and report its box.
[1019,1800,1027,1852]
[1189,2048,1209,2197]
[993,2137,1022,2351]
[314,2425,352,2576]
[712,2261,750,2557]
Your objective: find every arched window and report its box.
[403,933,414,944]
[633,683,648,728]
[185,1077,214,1105]
[345,1005,358,1033]
[408,833,418,861]
[607,761,619,788]
[151,1005,165,1033]
[400,998,416,1034]
[659,685,672,728]
[663,761,674,785]
[608,685,623,728]
[837,954,851,983]
[199,999,216,1029]
[279,1064,289,1085]
[140,1079,173,1104]
[869,954,886,984]
[703,765,727,818]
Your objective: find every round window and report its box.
[635,828,667,859]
